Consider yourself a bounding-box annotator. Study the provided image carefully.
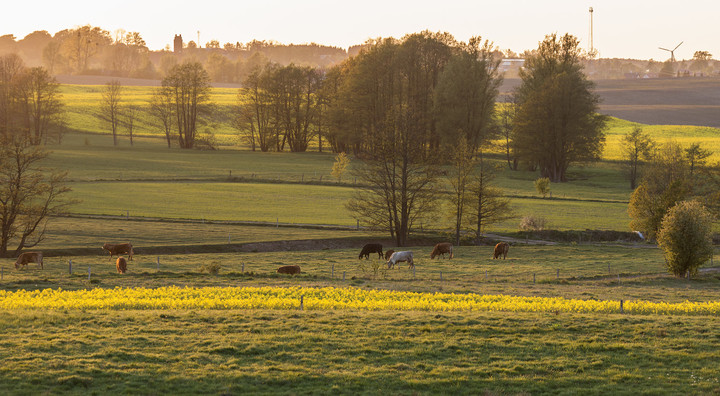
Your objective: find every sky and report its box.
[3,0,718,60]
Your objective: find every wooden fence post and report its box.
[157,256,160,270]
[300,295,304,311]
[440,271,443,281]
[620,299,624,314]
[69,259,72,275]
[343,271,346,281]
[241,263,245,273]
[331,264,334,279]
[88,266,91,280]
[556,269,559,280]
[533,273,536,284]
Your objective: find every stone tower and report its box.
[173,34,183,53]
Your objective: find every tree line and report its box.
[0,27,346,82]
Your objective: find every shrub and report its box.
[534,177,551,198]
[199,262,221,275]
[519,215,547,231]
[656,200,714,278]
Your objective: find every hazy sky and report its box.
[3,0,718,60]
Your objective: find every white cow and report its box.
[387,251,414,269]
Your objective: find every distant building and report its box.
[173,34,183,53]
[499,58,525,73]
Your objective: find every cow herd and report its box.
[12,242,135,273]
[358,241,510,270]
[11,240,510,276]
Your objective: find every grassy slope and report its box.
[46,132,635,232]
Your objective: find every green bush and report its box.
[199,262,222,275]
[656,200,714,277]
[534,177,550,198]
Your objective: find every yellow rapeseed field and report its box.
[1,286,719,316]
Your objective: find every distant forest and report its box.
[1,26,718,82]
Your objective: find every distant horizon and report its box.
[4,1,719,61]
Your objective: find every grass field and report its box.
[3,81,720,394]
[44,132,636,233]
[2,244,720,395]
[2,309,719,395]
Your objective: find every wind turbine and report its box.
[659,41,683,62]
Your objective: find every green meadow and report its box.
[2,243,720,395]
[2,309,719,395]
[2,83,720,395]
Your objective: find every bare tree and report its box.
[99,80,123,146]
[238,64,276,152]
[343,38,444,246]
[447,136,475,245]
[15,67,65,145]
[0,138,74,257]
[162,62,212,149]
[621,127,655,189]
[123,105,137,146]
[468,154,514,242]
[149,87,175,148]
[0,53,25,139]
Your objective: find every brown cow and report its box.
[15,252,43,270]
[430,243,453,259]
[103,243,134,261]
[358,243,383,259]
[493,242,509,259]
[116,257,128,274]
[277,265,301,275]
[384,249,395,260]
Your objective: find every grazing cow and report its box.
[102,243,134,261]
[358,243,383,260]
[277,265,301,275]
[15,252,43,270]
[116,257,127,274]
[387,251,414,269]
[430,243,453,259]
[384,249,395,260]
[493,242,509,259]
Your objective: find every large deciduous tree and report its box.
[512,33,607,182]
[342,35,448,246]
[0,138,74,257]
[163,62,212,149]
[0,56,65,145]
[434,37,502,152]
[628,142,690,241]
[14,67,65,145]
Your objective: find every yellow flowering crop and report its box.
[0,286,718,316]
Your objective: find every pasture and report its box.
[2,244,720,395]
[3,79,720,394]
